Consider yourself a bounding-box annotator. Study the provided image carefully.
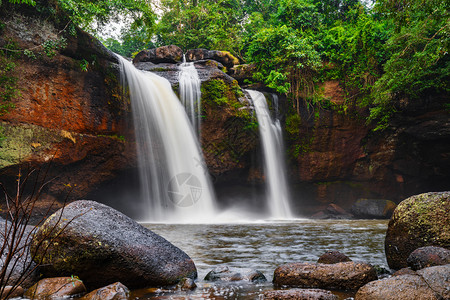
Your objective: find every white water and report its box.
[178,56,202,135]
[117,55,216,222]
[247,90,293,219]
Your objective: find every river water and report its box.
[132,219,388,299]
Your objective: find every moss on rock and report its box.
[385,192,450,270]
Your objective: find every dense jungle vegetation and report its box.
[2,0,449,130]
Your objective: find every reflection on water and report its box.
[134,219,388,299]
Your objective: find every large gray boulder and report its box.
[273,262,377,290]
[30,200,197,289]
[0,219,40,288]
[385,192,450,270]
[351,199,396,219]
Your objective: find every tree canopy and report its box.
[3,0,449,129]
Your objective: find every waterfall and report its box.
[247,90,293,219]
[178,56,202,135]
[117,55,216,222]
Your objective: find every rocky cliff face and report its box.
[0,1,134,209]
[286,89,449,214]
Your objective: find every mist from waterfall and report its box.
[179,56,202,135]
[117,55,216,222]
[247,90,293,219]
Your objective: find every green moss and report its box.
[0,122,68,168]
[0,40,20,116]
[201,79,229,106]
[286,114,301,136]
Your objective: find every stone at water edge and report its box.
[406,246,450,270]
[384,191,450,270]
[0,219,40,288]
[355,264,450,300]
[273,262,377,290]
[30,200,197,289]
[79,282,129,300]
[350,199,397,219]
[24,277,87,299]
[1,286,24,299]
[392,268,417,276]
[317,251,352,264]
[354,274,439,300]
[417,264,450,299]
[263,288,338,300]
[204,266,267,283]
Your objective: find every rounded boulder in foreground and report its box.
[273,262,377,290]
[384,192,450,270]
[30,200,197,289]
[355,274,439,300]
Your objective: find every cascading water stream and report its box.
[116,55,216,222]
[247,90,293,219]
[178,55,202,135]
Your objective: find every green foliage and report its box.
[155,0,245,54]
[42,37,67,57]
[0,42,20,116]
[79,59,89,71]
[103,27,155,58]
[56,0,156,45]
[1,0,36,6]
[319,6,390,95]
[367,0,449,129]
[275,0,321,30]
[246,24,321,110]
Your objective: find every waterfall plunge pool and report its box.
[130,219,388,299]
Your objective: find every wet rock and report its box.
[407,246,450,270]
[204,266,266,283]
[354,274,439,300]
[273,262,377,290]
[176,277,197,291]
[24,277,87,299]
[133,45,183,64]
[392,268,417,276]
[1,286,24,299]
[311,204,353,219]
[79,282,129,300]
[185,49,239,69]
[0,219,40,288]
[351,199,397,219]
[263,288,338,300]
[310,211,329,219]
[385,192,450,270]
[317,251,352,264]
[417,264,450,299]
[229,64,256,85]
[30,200,197,289]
